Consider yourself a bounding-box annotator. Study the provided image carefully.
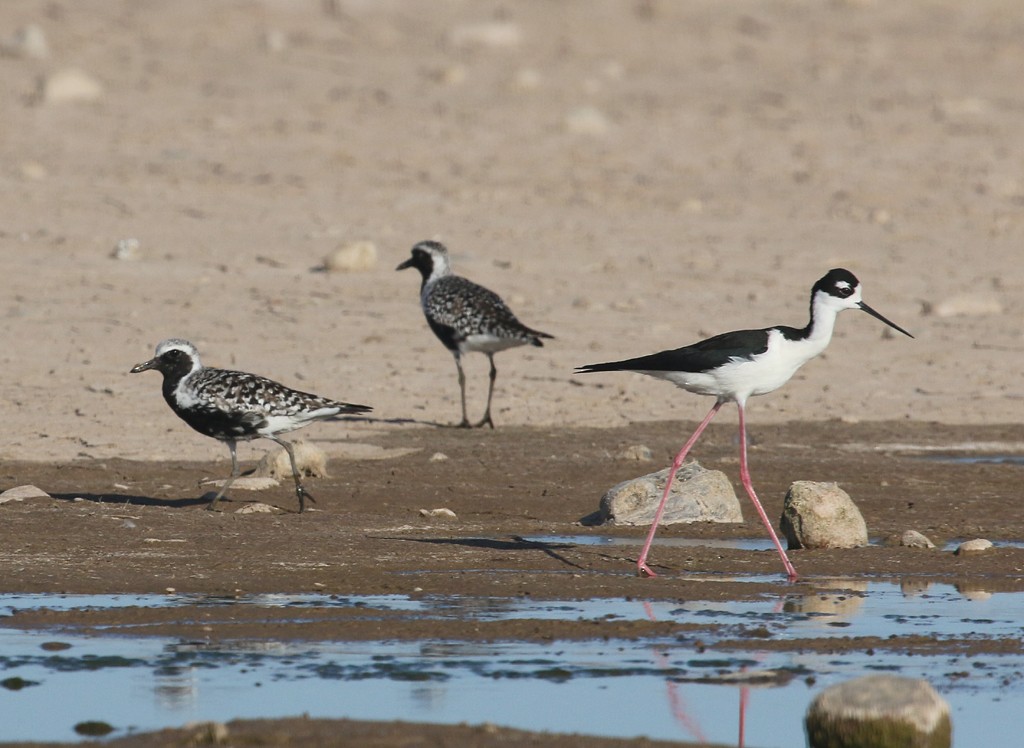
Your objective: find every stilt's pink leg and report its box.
[637,401,723,577]
[736,402,799,581]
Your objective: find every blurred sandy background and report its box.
[1,0,1022,462]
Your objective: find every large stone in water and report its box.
[805,674,951,748]
[594,460,742,526]
[781,481,868,550]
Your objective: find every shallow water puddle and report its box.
[1,583,1023,746]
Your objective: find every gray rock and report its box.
[781,481,868,550]
[900,530,936,549]
[955,538,993,555]
[0,485,51,504]
[594,460,742,527]
[806,674,951,748]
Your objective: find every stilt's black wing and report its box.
[576,328,773,374]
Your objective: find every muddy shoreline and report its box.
[2,421,1023,745]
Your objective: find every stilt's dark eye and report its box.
[835,284,854,298]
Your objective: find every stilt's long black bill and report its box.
[858,301,914,338]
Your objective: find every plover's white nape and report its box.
[397,240,553,429]
[131,338,372,512]
[577,268,913,580]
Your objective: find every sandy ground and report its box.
[2,1,1024,745]
[1,0,1023,466]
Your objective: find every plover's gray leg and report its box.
[269,436,315,512]
[454,355,471,428]
[207,439,239,511]
[473,354,497,429]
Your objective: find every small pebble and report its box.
[419,507,457,519]
[39,68,104,104]
[616,445,653,462]
[0,24,49,59]
[564,106,611,136]
[447,21,521,49]
[429,452,450,462]
[111,238,141,261]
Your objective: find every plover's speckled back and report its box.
[131,338,371,511]
[397,240,552,428]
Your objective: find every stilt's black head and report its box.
[812,268,914,338]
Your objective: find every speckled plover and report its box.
[397,240,553,428]
[131,339,371,512]
[577,268,913,580]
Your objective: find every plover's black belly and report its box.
[172,402,266,442]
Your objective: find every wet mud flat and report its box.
[2,420,1024,746]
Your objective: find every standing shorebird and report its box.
[397,240,553,428]
[131,339,371,512]
[577,268,913,580]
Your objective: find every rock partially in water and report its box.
[590,460,742,526]
[805,674,951,748]
[954,538,993,555]
[781,481,867,550]
[900,530,936,549]
[74,721,115,737]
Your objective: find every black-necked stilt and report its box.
[576,268,913,580]
[131,339,372,512]
[397,240,553,429]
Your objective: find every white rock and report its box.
[781,481,868,549]
[615,445,653,462]
[256,441,328,479]
[40,68,104,104]
[955,538,993,555]
[323,241,378,272]
[805,675,951,748]
[900,530,935,549]
[595,460,742,526]
[447,22,521,49]
[932,293,1002,318]
[0,485,51,504]
[429,452,450,462]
